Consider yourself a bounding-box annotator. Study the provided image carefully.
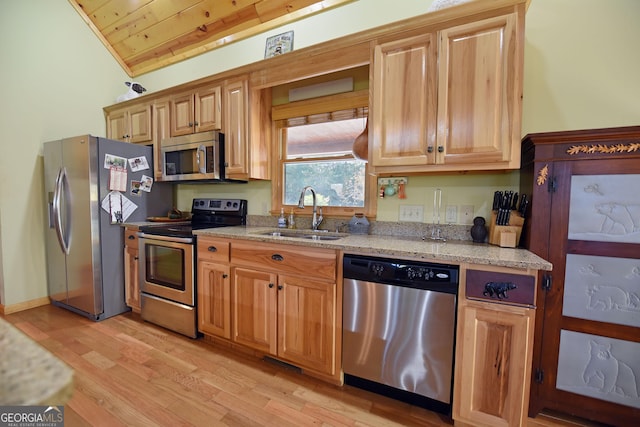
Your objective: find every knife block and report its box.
[488,211,524,248]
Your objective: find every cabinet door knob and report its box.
[134,256,138,260]
[268,283,274,288]
[208,246,217,252]
[437,145,444,153]
[271,254,284,261]
[222,274,228,279]
[194,121,199,126]
[128,235,135,240]
[277,285,283,290]
[427,146,434,153]
[188,122,194,127]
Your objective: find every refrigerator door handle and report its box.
[52,167,70,254]
[196,144,206,174]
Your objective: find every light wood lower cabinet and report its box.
[232,267,277,354]
[277,274,336,375]
[123,227,141,312]
[198,260,231,339]
[453,266,537,427]
[196,237,340,380]
[231,266,337,377]
[197,237,231,339]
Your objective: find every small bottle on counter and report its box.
[288,209,296,229]
[277,208,287,228]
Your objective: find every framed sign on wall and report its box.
[265,31,294,58]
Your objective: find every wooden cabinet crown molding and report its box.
[103,0,530,112]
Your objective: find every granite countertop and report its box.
[0,317,74,405]
[194,226,552,271]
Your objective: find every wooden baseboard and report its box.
[1,297,50,315]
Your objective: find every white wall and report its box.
[1,0,639,307]
[0,0,131,306]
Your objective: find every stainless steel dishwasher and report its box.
[343,254,458,416]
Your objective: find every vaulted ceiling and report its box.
[69,0,355,77]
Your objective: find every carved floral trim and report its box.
[537,164,549,186]
[566,142,640,155]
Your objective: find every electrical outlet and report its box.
[445,205,458,223]
[460,205,474,225]
[399,205,424,222]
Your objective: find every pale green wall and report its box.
[1,0,639,306]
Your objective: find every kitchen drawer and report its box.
[466,269,535,307]
[231,240,336,281]
[197,237,230,263]
[124,228,139,249]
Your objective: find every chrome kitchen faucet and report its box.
[298,186,324,230]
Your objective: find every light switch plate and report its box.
[445,205,457,223]
[460,205,474,225]
[399,205,424,222]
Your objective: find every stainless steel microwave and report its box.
[161,131,226,182]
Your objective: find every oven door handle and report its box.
[138,232,194,244]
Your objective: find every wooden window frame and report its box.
[270,90,376,220]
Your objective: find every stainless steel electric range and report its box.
[137,198,247,338]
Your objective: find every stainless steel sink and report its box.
[256,230,344,241]
[300,234,343,241]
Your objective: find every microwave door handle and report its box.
[196,145,206,174]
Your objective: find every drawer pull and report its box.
[208,246,217,252]
[483,281,517,300]
[128,235,135,240]
[271,254,284,261]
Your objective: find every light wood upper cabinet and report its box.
[152,98,170,180]
[437,13,520,167]
[371,33,438,166]
[106,103,152,144]
[371,7,525,173]
[223,77,250,179]
[170,85,221,136]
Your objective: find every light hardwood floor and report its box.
[4,305,603,427]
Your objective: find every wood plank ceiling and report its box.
[69,0,355,77]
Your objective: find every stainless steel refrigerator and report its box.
[43,135,172,320]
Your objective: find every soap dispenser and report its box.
[277,208,287,228]
[288,209,296,229]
